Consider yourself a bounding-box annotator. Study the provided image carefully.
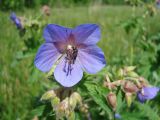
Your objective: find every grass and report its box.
[0,5,160,119]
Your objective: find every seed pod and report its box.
[106,92,117,111]
[125,92,132,107]
[123,81,139,93]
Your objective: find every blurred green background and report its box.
[1,0,160,120]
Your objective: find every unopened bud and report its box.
[70,92,82,104]
[80,104,89,113]
[135,79,142,89]
[67,111,75,120]
[69,92,82,110]
[105,75,111,82]
[136,77,148,89]
[127,71,139,77]
[123,81,139,93]
[41,90,56,101]
[18,16,26,29]
[124,66,136,72]
[69,97,77,110]
[147,5,156,16]
[56,97,69,117]
[117,68,124,77]
[106,92,117,111]
[42,5,51,16]
[125,92,132,107]
[51,97,60,108]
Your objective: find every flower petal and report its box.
[142,87,159,99]
[54,56,83,87]
[73,24,100,45]
[137,87,159,103]
[10,12,17,21]
[43,24,72,43]
[34,43,60,72]
[78,45,106,74]
[137,92,146,103]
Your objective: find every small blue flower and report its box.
[34,24,106,87]
[10,12,22,29]
[137,86,159,103]
[115,113,121,119]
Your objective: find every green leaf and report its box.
[84,83,112,119]
[135,102,160,120]
[31,105,45,116]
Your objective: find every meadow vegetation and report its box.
[0,4,160,120]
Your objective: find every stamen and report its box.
[63,45,78,76]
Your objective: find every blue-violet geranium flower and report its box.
[137,86,159,103]
[10,12,22,29]
[34,24,106,87]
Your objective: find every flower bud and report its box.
[117,68,124,77]
[105,75,111,82]
[124,66,136,72]
[123,81,139,93]
[67,111,75,120]
[51,97,60,108]
[106,92,117,111]
[125,92,132,107]
[70,92,82,104]
[137,77,148,88]
[56,97,69,118]
[42,5,51,16]
[69,92,82,110]
[80,104,89,113]
[41,90,56,101]
[147,5,156,16]
[18,16,26,29]
[127,71,139,77]
[69,97,77,110]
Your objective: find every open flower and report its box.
[137,86,159,103]
[34,24,106,87]
[10,12,22,29]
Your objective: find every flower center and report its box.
[63,45,78,76]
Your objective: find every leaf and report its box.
[31,105,45,116]
[84,83,112,119]
[116,90,124,112]
[135,102,160,120]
